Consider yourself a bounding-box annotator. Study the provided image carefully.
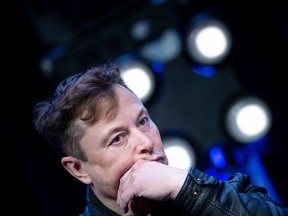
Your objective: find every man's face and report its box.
[80,84,168,200]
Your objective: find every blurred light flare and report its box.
[236,104,269,136]
[225,96,272,144]
[186,18,232,65]
[139,29,182,63]
[195,26,228,59]
[120,63,155,104]
[209,146,226,169]
[163,136,197,170]
[192,64,217,77]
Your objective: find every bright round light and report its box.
[196,26,227,59]
[163,136,196,170]
[120,62,155,104]
[225,96,272,144]
[186,19,231,65]
[236,105,268,136]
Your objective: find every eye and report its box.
[110,134,124,146]
[138,117,149,126]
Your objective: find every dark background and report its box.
[4,0,288,215]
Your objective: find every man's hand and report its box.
[116,160,188,210]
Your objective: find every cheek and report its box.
[87,147,135,180]
[110,148,136,178]
[151,127,163,146]
[90,149,136,194]
[149,122,160,136]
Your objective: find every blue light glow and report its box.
[192,65,216,77]
[152,61,164,73]
[209,146,226,168]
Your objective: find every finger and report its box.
[117,171,133,208]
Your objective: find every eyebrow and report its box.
[101,107,148,144]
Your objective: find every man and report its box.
[33,61,288,215]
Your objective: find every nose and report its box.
[133,130,154,154]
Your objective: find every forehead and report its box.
[80,85,144,146]
[114,84,141,104]
[101,84,141,121]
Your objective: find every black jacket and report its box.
[80,167,288,215]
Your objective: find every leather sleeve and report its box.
[173,167,288,216]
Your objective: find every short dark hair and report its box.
[33,61,130,160]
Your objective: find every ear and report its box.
[61,156,92,185]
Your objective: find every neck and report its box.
[90,186,124,215]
